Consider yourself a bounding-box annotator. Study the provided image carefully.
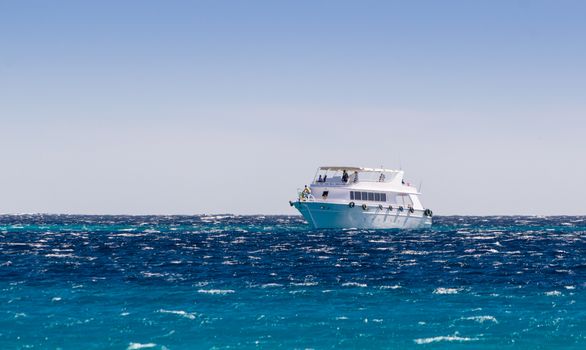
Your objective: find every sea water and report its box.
[0,215,584,349]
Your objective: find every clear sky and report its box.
[1,1,585,215]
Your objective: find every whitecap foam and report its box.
[468,235,496,240]
[288,290,306,295]
[158,309,196,319]
[463,315,498,323]
[433,288,461,295]
[197,289,235,295]
[141,272,165,278]
[342,282,367,288]
[380,285,401,289]
[401,250,428,255]
[414,334,478,344]
[291,282,318,286]
[127,343,156,350]
[115,233,144,237]
[545,290,562,296]
[368,239,392,243]
[45,253,75,258]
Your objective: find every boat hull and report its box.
[292,201,432,229]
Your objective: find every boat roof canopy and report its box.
[319,166,400,173]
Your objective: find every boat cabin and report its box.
[303,166,423,210]
[313,166,403,186]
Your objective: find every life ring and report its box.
[378,204,383,210]
[388,205,393,211]
[349,202,355,208]
[409,207,414,213]
[361,204,368,210]
[424,209,433,217]
[398,206,404,212]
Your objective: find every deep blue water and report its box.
[0,215,585,349]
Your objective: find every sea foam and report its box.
[414,334,479,344]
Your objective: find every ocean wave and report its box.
[433,288,461,295]
[401,250,429,255]
[197,289,235,295]
[127,343,157,350]
[291,282,318,286]
[140,272,165,278]
[44,253,76,258]
[414,334,479,344]
[1,214,585,348]
[341,282,367,288]
[462,315,498,323]
[158,309,196,320]
[380,285,401,289]
[114,233,146,237]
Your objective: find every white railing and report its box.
[313,177,407,186]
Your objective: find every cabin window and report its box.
[350,191,388,202]
[322,191,329,198]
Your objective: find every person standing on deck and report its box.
[301,185,311,199]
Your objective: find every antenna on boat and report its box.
[418,181,423,193]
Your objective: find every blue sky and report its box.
[1,1,585,215]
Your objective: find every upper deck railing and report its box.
[313,167,402,185]
[313,176,394,185]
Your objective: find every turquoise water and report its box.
[0,215,585,349]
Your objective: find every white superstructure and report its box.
[290,166,433,229]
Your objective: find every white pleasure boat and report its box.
[290,166,433,229]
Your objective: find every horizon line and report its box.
[0,212,584,218]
